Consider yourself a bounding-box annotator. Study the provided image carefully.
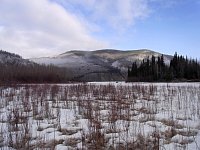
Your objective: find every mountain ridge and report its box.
[0,49,173,82]
[0,50,33,65]
[31,49,172,81]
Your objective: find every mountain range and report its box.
[31,49,172,81]
[0,49,173,81]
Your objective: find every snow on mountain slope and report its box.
[0,50,32,65]
[31,49,172,81]
[0,49,172,81]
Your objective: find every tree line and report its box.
[127,53,200,82]
[0,63,70,84]
[0,50,70,83]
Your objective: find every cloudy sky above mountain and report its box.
[0,0,199,58]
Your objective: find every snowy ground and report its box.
[0,82,200,150]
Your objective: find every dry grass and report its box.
[0,83,199,149]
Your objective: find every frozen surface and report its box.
[0,82,200,149]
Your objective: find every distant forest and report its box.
[0,63,70,84]
[127,53,200,82]
[0,50,70,83]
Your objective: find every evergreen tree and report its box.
[127,52,200,82]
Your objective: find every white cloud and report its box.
[0,0,155,58]
[60,0,150,29]
[148,0,182,8]
[0,0,107,58]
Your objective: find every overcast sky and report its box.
[0,0,200,58]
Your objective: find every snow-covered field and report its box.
[0,82,200,150]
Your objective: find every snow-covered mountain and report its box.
[31,49,172,81]
[0,50,32,65]
[0,49,172,81]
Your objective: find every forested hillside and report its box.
[31,49,172,81]
[127,53,200,82]
[0,50,70,83]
